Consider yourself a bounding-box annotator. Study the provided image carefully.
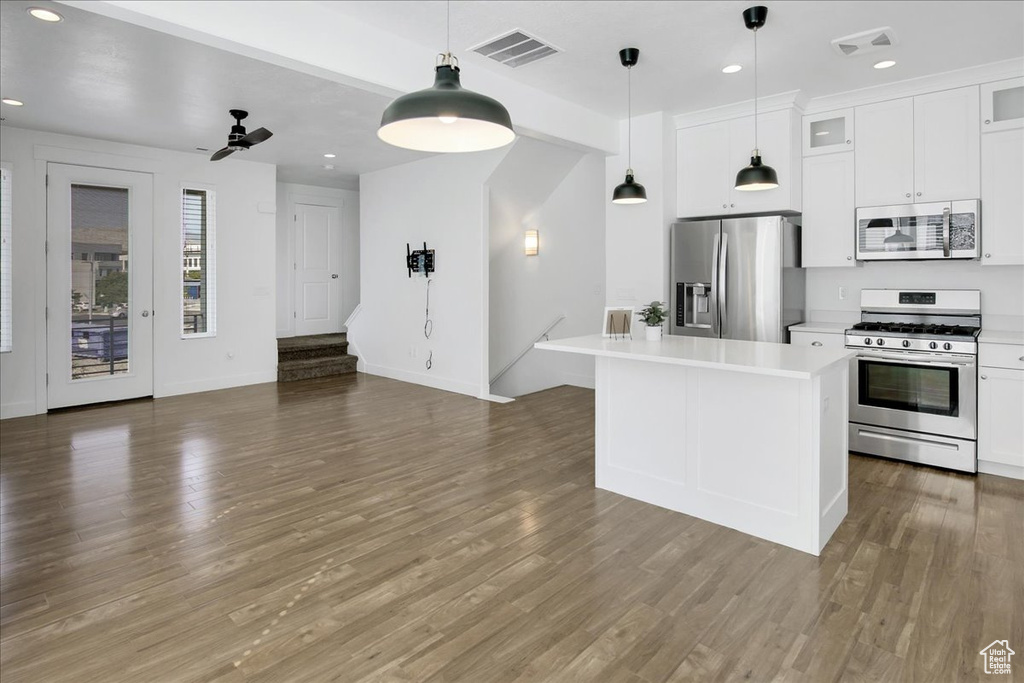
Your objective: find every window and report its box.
[181,187,216,337]
[1,163,11,353]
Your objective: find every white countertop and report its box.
[979,330,1024,346]
[789,322,851,335]
[536,334,853,379]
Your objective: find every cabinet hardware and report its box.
[723,204,727,208]
[730,203,735,208]
[846,140,851,144]
[812,341,823,347]
[985,253,991,258]
[905,193,911,198]
[916,192,922,197]
[981,375,987,380]
[847,256,853,260]
[1020,356,1024,362]
[985,119,991,124]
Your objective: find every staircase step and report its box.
[277,355,357,382]
[277,334,349,363]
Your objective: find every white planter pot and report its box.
[645,325,663,341]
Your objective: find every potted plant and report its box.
[637,301,667,341]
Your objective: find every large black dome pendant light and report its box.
[612,47,647,205]
[734,6,779,191]
[377,0,515,153]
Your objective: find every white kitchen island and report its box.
[535,334,853,556]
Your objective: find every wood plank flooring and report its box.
[1,373,1022,682]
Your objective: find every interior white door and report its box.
[46,164,154,409]
[293,202,340,336]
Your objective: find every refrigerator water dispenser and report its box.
[676,282,713,328]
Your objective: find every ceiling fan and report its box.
[209,109,273,161]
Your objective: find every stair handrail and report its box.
[343,303,362,330]
[489,314,566,385]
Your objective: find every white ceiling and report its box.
[0,0,429,188]
[325,1,1024,118]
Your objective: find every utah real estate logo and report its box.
[979,640,1015,675]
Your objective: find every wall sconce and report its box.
[524,230,539,256]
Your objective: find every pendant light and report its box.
[378,0,515,153]
[734,6,779,191]
[612,47,647,205]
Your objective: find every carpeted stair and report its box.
[277,333,357,382]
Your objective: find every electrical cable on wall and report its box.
[424,278,433,370]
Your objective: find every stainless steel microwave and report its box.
[856,200,980,261]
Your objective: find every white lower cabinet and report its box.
[978,343,1024,479]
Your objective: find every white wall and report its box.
[351,149,507,398]
[806,262,1024,331]
[605,111,677,309]
[0,126,277,418]
[488,138,606,398]
[275,182,360,337]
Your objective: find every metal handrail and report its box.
[489,314,566,385]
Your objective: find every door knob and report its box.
[141,310,149,317]
[331,274,339,279]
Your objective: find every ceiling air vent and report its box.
[830,27,898,57]
[471,30,560,68]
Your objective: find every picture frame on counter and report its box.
[602,307,634,339]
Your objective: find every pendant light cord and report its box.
[753,26,759,152]
[627,63,632,171]
[446,0,451,56]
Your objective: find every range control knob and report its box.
[877,338,885,346]
[929,341,938,350]
[902,340,911,348]
[944,342,953,351]
[865,338,872,345]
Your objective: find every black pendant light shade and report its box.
[735,151,779,191]
[734,6,779,192]
[612,171,647,204]
[378,58,515,153]
[612,47,647,205]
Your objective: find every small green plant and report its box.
[637,301,667,327]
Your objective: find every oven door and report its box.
[848,349,976,439]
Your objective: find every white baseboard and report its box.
[156,370,278,398]
[1,400,40,419]
[363,364,478,398]
[561,371,596,390]
[978,460,1024,481]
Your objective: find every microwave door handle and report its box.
[942,206,951,257]
[710,233,720,336]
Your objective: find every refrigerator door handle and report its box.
[710,233,721,336]
[718,233,728,337]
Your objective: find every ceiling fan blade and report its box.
[241,127,273,146]
[210,147,235,162]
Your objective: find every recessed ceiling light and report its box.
[1,98,24,106]
[874,60,896,70]
[722,64,743,74]
[27,7,63,22]
[323,153,336,158]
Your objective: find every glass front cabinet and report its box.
[802,108,854,156]
[981,78,1024,133]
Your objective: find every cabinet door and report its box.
[729,111,793,214]
[803,109,854,156]
[677,122,730,218]
[802,152,856,267]
[790,330,846,349]
[981,128,1024,266]
[981,78,1024,133]
[914,86,980,201]
[855,98,914,206]
[978,367,1024,468]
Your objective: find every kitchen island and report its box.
[535,334,853,555]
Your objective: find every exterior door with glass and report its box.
[46,164,154,409]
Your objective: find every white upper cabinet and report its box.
[855,97,915,206]
[803,109,854,156]
[981,78,1024,133]
[677,109,800,218]
[677,121,731,218]
[981,127,1024,266]
[855,87,980,207]
[802,152,856,267]
[914,86,980,201]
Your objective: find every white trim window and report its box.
[181,187,216,337]
[0,163,12,353]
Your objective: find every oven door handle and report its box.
[853,353,975,368]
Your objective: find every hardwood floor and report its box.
[1,373,1021,682]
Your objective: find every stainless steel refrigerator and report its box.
[669,216,804,343]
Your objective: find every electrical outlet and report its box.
[838,286,848,301]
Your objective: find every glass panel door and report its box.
[70,184,131,380]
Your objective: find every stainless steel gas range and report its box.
[846,289,981,473]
